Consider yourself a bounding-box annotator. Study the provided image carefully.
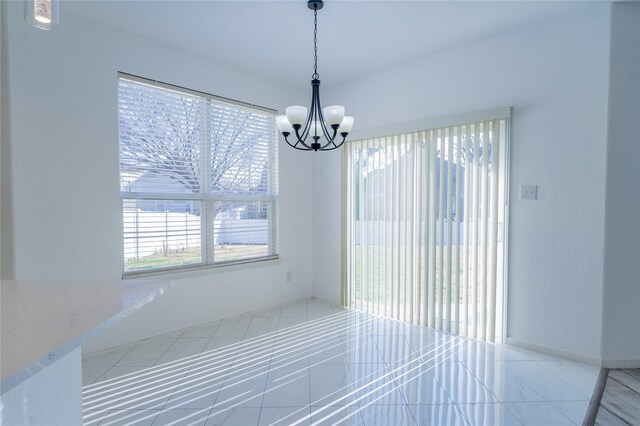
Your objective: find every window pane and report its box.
[119,76,278,275]
[119,81,204,195]
[209,104,272,196]
[123,199,202,271]
[212,200,273,263]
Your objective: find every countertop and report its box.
[0,279,171,393]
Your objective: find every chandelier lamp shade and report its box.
[277,0,354,151]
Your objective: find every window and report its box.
[344,113,509,342]
[119,74,278,275]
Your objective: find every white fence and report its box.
[354,220,465,245]
[215,219,268,245]
[353,220,503,245]
[123,210,268,260]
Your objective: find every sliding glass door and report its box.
[344,116,509,342]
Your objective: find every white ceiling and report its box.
[65,1,592,88]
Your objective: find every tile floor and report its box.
[82,299,599,426]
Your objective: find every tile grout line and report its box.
[84,301,604,426]
[498,358,593,404]
[371,332,418,425]
[112,337,180,421]
[533,358,597,399]
[86,344,139,387]
[154,320,224,423]
[205,313,256,424]
[95,338,180,425]
[305,301,313,425]
[257,308,277,426]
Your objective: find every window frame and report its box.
[118,73,279,278]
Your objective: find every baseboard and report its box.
[506,337,603,366]
[311,295,342,305]
[601,359,640,368]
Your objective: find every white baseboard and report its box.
[311,295,342,305]
[506,337,603,367]
[602,359,640,369]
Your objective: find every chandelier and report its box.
[277,0,354,151]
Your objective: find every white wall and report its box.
[1,1,14,280]
[315,5,610,359]
[2,2,314,352]
[601,2,640,367]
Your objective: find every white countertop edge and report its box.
[0,281,171,394]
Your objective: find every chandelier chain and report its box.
[313,6,319,80]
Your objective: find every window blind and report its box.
[344,117,508,341]
[119,75,278,275]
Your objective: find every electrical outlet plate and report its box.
[520,185,538,200]
[286,271,292,282]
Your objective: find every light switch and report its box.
[520,185,537,200]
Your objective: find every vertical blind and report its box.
[344,116,508,341]
[119,75,278,275]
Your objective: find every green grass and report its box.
[125,247,202,270]
[352,244,486,307]
[125,244,268,270]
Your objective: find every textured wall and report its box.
[601,2,640,367]
[316,5,610,359]
[2,1,314,352]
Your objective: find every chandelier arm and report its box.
[303,86,317,140]
[318,142,340,151]
[328,134,348,150]
[284,134,312,151]
[298,120,311,142]
[319,129,343,150]
[313,83,336,143]
[294,79,319,144]
[319,126,338,149]
[293,125,313,149]
[283,134,300,149]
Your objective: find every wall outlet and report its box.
[286,271,292,282]
[520,185,538,200]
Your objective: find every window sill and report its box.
[122,255,280,279]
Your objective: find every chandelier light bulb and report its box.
[311,121,322,137]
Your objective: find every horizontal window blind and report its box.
[119,75,278,275]
[123,199,203,270]
[344,117,508,341]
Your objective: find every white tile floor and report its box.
[82,299,599,426]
